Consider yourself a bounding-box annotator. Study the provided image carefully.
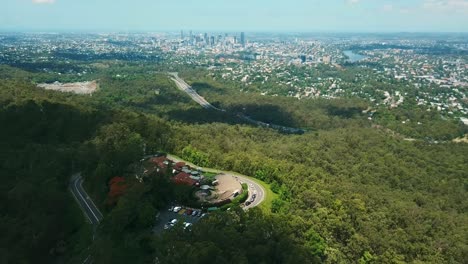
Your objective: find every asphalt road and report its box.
[169,72,219,110]
[69,173,103,225]
[168,72,304,134]
[166,154,266,210]
[237,176,265,209]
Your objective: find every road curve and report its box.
[69,173,103,225]
[166,154,266,210]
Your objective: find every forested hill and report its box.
[0,64,467,264]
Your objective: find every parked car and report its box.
[245,201,251,206]
[185,209,193,215]
[168,206,174,211]
[173,206,182,213]
[183,222,192,230]
[201,213,207,218]
[192,210,198,216]
[170,219,178,225]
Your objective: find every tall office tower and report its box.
[240,32,245,47]
[300,55,306,63]
[234,36,238,44]
[181,30,184,39]
[210,36,215,46]
[204,33,208,45]
[189,30,193,39]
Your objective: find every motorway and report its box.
[168,72,304,134]
[69,173,103,225]
[169,72,220,110]
[166,154,266,210]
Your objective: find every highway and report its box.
[166,154,266,210]
[69,173,103,225]
[168,72,304,134]
[169,72,220,110]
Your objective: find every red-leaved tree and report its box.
[107,176,127,206]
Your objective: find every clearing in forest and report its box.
[37,80,98,94]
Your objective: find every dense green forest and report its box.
[0,63,467,264]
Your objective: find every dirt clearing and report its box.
[37,80,98,94]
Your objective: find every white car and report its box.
[170,219,178,225]
[183,222,192,230]
[173,206,182,213]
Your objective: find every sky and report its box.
[1,0,468,32]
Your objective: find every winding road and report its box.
[69,173,103,225]
[166,154,266,210]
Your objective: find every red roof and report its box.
[109,176,125,185]
[173,172,197,186]
[174,162,186,170]
[151,156,167,168]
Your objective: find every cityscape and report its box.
[2,31,467,122]
[1,1,468,264]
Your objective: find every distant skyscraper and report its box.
[181,30,184,39]
[204,33,209,45]
[210,36,215,46]
[240,32,245,47]
[300,55,306,63]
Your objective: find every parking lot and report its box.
[153,206,205,233]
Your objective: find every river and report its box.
[343,50,368,62]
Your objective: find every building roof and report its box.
[151,156,167,168]
[173,172,197,186]
[174,162,186,170]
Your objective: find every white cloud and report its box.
[346,0,360,5]
[382,4,394,12]
[423,0,468,13]
[32,0,55,4]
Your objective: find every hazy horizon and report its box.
[2,0,468,33]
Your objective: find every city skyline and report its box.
[1,0,468,32]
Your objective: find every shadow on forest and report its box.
[190,82,225,94]
[0,100,103,145]
[165,107,246,125]
[226,103,298,128]
[166,104,305,135]
[325,103,366,118]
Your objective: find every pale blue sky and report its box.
[1,0,467,32]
